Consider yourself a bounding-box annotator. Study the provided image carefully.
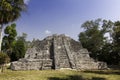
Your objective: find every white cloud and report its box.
[45,30,52,35]
[24,0,30,4]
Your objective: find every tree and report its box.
[17,33,27,43]
[2,23,17,57]
[11,39,26,61]
[98,42,113,64]
[0,0,26,51]
[79,19,113,60]
[0,52,10,73]
[99,21,120,65]
[2,23,26,61]
[10,33,27,61]
[111,21,120,64]
[17,32,28,50]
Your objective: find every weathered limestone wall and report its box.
[11,59,52,70]
[11,34,107,70]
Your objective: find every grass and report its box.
[0,69,120,80]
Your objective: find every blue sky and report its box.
[16,0,120,41]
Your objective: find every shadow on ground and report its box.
[83,70,120,75]
[48,75,106,80]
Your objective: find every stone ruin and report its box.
[10,34,107,70]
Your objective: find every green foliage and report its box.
[0,52,10,73]
[17,33,33,49]
[113,21,120,47]
[78,19,120,65]
[2,24,26,61]
[11,39,26,61]
[4,23,17,41]
[2,23,17,56]
[17,33,27,42]
[0,52,10,65]
[0,0,26,24]
[17,33,28,49]
[79,19,113,59]
[0,0,26,52]
[98,43,113,64]
[112,21,120,64]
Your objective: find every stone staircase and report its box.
[53,35,72,69]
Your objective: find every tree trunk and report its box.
[0,64,5,73]
[0,65,3,73]
[0,24,3,52]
